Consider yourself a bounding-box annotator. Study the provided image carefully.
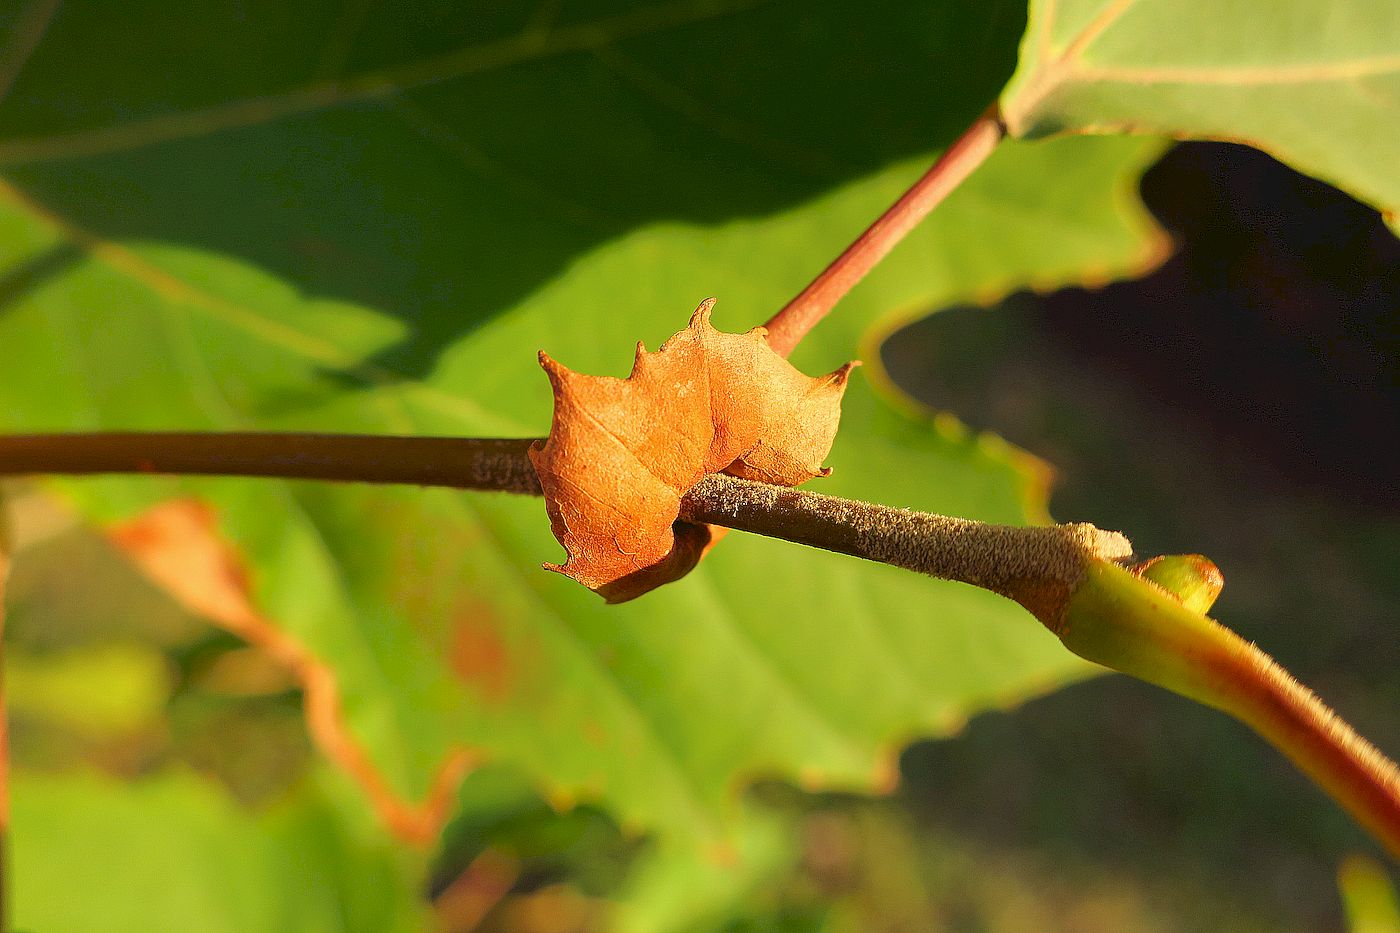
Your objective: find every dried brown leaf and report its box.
[530,299,855,602]
[108,500,477,845]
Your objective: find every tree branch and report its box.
[0,432,1123,600]
[762,105,1006,357]
[0,432,1130,740]
[5,430,1400,859]
[680,473,1131,622]
[0,432,542,494]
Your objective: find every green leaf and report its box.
[1340,855,1400,933]
[614,803,795,933]
[6,643,170,736]
[0,0,1162,885]
[1001,0,1400,220]
[9,769,429,933]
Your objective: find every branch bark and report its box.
[680,473,1130,623]
[0,432,541,494]
[0,432,1122,599]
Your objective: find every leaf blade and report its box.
[1002,0,1400,217]
[0,0,1165,869]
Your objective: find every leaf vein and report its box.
[0,0,62,107]
[1072,54,1400,87]
[0,178,522,434]
[0,0,771,166]
[452,493,723,833]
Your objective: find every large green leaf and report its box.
[1001,0,1400,221]
[9,769,428,932]
[0,0,1161,876]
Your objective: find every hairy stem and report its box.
[1065,562,1400,859]
[762,106,1006,357]
[1223,637,1400,859]
[681,473,1131,619]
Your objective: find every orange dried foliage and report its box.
[109,500,477,846]
[530,299,856,602]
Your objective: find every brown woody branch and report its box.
[0,432,542,494]
[0,432,1123,598]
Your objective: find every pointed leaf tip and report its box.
[690,296,718,326]
[826,360,860,388]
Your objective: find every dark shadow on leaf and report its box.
[0,0,1025,379]
[0,243,82,313]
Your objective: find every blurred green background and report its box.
[6,139,1397,930]
[1,0,1398,930]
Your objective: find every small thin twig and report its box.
[0,432,542,494]
[762,106,1006,357]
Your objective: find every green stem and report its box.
[1063,560,1400,859]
